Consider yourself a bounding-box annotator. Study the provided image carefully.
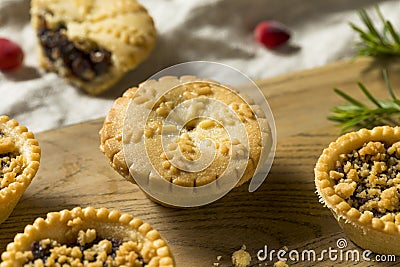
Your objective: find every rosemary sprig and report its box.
[328,70,400,133]
[350,6,400,57]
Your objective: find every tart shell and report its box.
[0,116,41,224]
[315,126,400,255]
[0,206,174,266]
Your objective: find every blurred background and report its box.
[0,0,399,132]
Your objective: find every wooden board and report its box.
[2,57,400,266]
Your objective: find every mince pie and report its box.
[0,116,40,224]
[0,207,174,266]
[30,0,156,95]
[315,126,400,255]
[99,76,270,190]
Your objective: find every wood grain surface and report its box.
[2,57,400,266]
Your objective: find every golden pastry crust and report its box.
[100,86,137,182]
[30,0,156,95]
[99,76,268,189]
[0,116,41,224]
[315,126,400,255]
[0,207,174,267]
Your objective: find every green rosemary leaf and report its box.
[386,21,400,45]
[379,100,400,110]
[333,88,366,107]
[350,24,380,44]
[358,9,383,42]
[374,45,400,56]
[383,69,397,100]
[340,114,373,132]
[376,5,386,24]
[333,105,364,113]
[357,82,382,108]
[351,7,400,57]
[328,71,400,132]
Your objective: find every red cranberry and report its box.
[0,38,24,71]
[254,21,291,49]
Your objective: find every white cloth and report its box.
[0,0,399,132]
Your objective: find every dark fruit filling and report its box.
[26,236,145,266]
[37,16,112,82]
[29,240,51,263]
[0,153,12,170]
[0,150,23,189]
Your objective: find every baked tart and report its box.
[0,207,174,266]
[315,126,400,255]
[0,115,40,224]
[100,76,270,188]
[30,0,156,95]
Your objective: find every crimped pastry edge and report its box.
[0,115,41,224]
[99,86,138,181]
[0,206,174,267]
[314,126,400,255]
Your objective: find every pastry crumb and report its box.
[232,245,251,267]
[213,255,222,266]
[274,260,289,267]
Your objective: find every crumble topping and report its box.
[24,229,146,267]
[332,141,400,220]
[0,136,25,189]
[139,81,261,187]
